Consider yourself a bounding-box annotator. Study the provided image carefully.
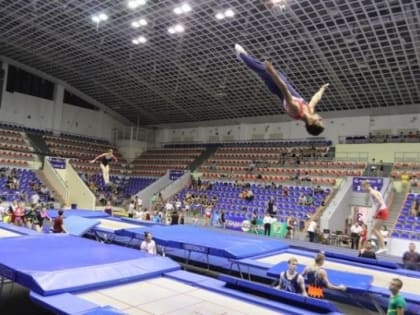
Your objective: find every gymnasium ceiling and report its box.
[0,0,419,125]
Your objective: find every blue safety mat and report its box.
[30,292,127,315]
[116,225,288,259]
[0,234,179,295]
[47,209,110,219]
[64,216,100,236]
[267,262,373,293]
[0,222,40,236]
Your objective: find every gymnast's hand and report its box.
[338,284,346,291]
[89,160,95,164]
[322,83,330,89]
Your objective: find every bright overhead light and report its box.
[91,13,108,24]
[132,35,147,45]
[173,3,191,15]
[181,3,191,13]
[224,9,235,17]
[168,27,176,34]
[215,8,235,20]
[174,24,184,33]
[215,12,224,20]
[91,15,100,23]
[138,36,147,43]
[168,24,184,34]
[131,18,147,28]
[128,0,147,10]
[98,13,108,21]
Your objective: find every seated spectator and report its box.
[243,189,254,201]
[281,186,289,197]
[301,172,311,182]
[411,199,420,217]
[278,257,307,296]
[314,185,324,195]
[53,209,67,233]
[302,253,346,298]
[298,193,307,205]
[358,242,377,260]
[152,212,161,223]
[140,232,157,255]
[305,193,314,206]
[402,243,420,271]
[248,160,256,172]
[410,176,418,189]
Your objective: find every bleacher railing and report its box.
[394,152,420,162]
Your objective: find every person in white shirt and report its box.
[165,202,174,212]
[31,193,40,205]
[350,221,363,250]
[140,232,157,255]
[263,213,273,236]
[127,200,135,218]
[307,219,317,242]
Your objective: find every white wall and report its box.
[0,58,129,142]
[154,113,420,145]
[0,90,125,142]
[0,91,55,130]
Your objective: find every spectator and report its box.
[278,257,307,296]
[358,242,377,260]
[387,278,406,315]
[286,216,296,240]
[127,200,135,218]
[358,223,368,250]
[171,211,179,225]
[263,213,272,236]
[250,210,258,233]
[53,209,66,233]
[307,218,317,242]
[411,199,420,217]
[350,221,362,250]
[402,243,420,271]
[267,197,276,215]
[140,232,157,255]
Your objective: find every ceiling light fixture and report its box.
[131,18,147,28]
[168,24,185,34]
[132,35,147,45]
[173,3,192,15]
[128,0,147,10]
[215,8,235,20]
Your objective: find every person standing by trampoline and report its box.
[89,149,118,185]
[362,181,389,254]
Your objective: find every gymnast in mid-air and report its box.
[235,44,329,136]
[89,149,118,185]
